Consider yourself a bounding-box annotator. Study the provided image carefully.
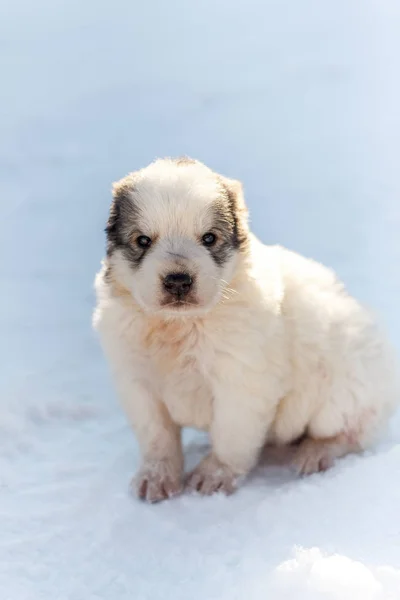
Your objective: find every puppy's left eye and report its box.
[202,232,217,246]
[136,235,152,249]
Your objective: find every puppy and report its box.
[93,157,398,502]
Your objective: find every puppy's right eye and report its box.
[136,235,152,249]
[202,232,217,247]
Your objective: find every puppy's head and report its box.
[105,157,249,316]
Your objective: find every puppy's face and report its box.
[105,158,248,316]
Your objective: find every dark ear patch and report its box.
[105,195,123,253]
[220,176,249,249]
[206,176,249,266]
[106,176,135,256]
[105,174,147,267]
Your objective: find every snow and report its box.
[1,0,400,598]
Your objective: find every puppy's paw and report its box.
[292,438,335,475]
[186,454,238,496]
[133,459,183,503]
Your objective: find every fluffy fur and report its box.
[93,157,398,502]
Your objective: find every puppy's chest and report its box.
[141,319,215,429]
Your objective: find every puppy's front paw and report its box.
[186,454,238,496]
[133,459,183,503]
[292,438,335,475]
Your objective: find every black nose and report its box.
[163,272,193,297]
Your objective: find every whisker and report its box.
[210,276,240,298]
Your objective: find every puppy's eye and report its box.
[202,232,217,246]
[136,235,152,249]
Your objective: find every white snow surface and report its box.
[2,1,400,598]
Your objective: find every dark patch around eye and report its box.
[121,243,150,268]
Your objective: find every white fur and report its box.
[93,159,398,502]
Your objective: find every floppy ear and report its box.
[219,175,249,245]
[106,173,137,253]
[220,175,248,213]
[111,172,137,208]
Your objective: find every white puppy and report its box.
[93,157,398,502]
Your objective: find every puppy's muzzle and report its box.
[163,272,193,298]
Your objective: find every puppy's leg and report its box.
[97,313,184,502]
[132,396,183,503]
[292,433,360,475]
[114,375,183,502]
[187,384,278,495]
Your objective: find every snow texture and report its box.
[1,1,400,598]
